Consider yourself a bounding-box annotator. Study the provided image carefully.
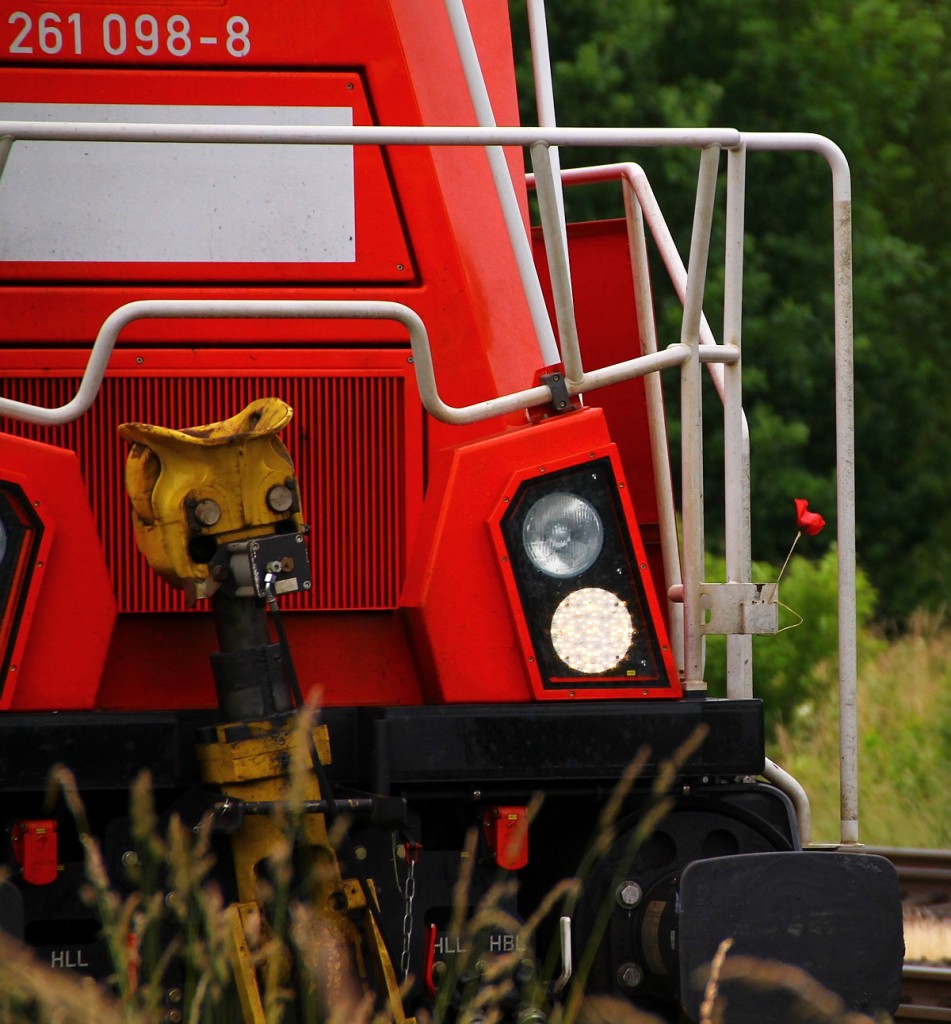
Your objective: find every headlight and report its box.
[496,456,679,696]
[522,492,603,578]
[551,587,634,673]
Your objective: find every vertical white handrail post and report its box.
[525,0,581,384]
[723,145,753,698]
[681,146,721,696]
[443,0,561,366]
[731,133,857,842]
[622,176,685,676]
[526,0,569,235]
[531,141,583,382]
[830,163,859,845]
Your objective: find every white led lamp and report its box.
[550,587,634,674]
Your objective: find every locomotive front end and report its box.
[0,0,906,1020]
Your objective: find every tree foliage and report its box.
[510,0,951,623]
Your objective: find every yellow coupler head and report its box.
[119,398,305,599]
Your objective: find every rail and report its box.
[898,965,951,1022]
[866,848,951,1022]
[867,847,951,906]
[0,115,856,843]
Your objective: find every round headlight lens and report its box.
[550,587,634,673]
[522,492,603,578]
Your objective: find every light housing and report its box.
[495,453,679,697]
[0,482,45,691]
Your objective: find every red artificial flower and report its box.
[794,498,826,536]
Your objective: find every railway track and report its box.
[864,847,951,1022]
[867,847,951,910]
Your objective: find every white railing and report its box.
[0,113,855,846]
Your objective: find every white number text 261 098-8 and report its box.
[6,11,251,60]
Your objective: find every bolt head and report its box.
[617,961,644,990]
[194,498,221,526]
[616,880,643,909]
[266,484,294,513]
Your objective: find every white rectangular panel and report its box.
[0,103,355,263]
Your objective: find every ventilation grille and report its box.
[1,362,417,612]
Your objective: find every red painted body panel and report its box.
[401,408,677,703]
[0,0,677,712]
[0,435,116,709]
[1,348,425,615]
[95,612,423,710]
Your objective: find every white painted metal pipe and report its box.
[0,118,857,841]
[443,0,560,366]
[530,141,583,382]
[744,133,858,845]
[545,163,728,397]
[763,757,812,846]
[0,120,743,149]
[681,148,721,693]
[0,299,690,429]
[544,153,846,835]
[623,181,685,677]
[526,0,576,378]
[723,146,753,699]
[526,0,568,229]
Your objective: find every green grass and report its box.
[774,610,951,847]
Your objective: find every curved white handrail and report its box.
[0,117,856,843]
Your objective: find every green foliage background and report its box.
[509,0,951,624]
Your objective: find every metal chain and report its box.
[400,851,416,980]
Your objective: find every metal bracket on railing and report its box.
[700,583,779,636]
[538,369,572,414]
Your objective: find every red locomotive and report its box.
[0,1,903,1020]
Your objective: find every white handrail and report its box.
[528,146,852,842]
[743,132,857,845]
[0,298,708,428]
[0,121,742,149]
[0,118,857,843]
[443,0,561,367]
[679,147,721,695]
